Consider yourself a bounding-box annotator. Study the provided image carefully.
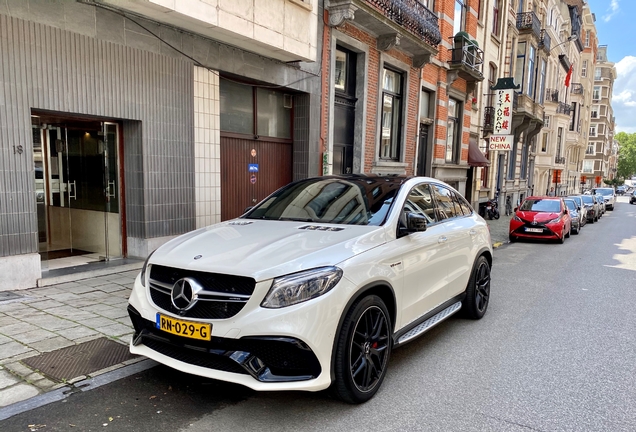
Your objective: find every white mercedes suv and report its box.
[128,175,493,403]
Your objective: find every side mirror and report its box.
[513,207,518,212]
[243,206,254,214]
[403,213,428,234]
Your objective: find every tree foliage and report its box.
[616,132,636,179]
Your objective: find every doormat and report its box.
[22,337,136,382]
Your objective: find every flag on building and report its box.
[565,64,573,87]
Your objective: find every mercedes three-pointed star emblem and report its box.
[171,277,201,311]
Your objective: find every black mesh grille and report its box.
[150,265,255,295]
[148,265,255,319]
[128,307,321,379]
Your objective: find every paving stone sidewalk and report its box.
[485,212,513,248]
[0,269,140,408]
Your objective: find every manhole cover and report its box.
[22,337,136,382]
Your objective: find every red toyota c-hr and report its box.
[509,196,572,244]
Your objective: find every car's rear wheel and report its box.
[462,256,490,320]
[334,295,392,404]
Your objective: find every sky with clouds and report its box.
[587,0,636,133]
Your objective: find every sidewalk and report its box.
[0,218,511,412]
[0,269,142,409]
[484,212,513,248]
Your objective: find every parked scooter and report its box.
[486,196,500,220]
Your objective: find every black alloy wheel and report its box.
[462,255,490,319]
[334,295,391,404]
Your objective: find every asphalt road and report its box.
[2,197,636,432]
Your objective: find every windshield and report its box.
[244,177,404,226]
[581,195,595,204]
[568,196,582,206]
[564,200,577,211]
[519,199,561,212]
[595,188,614,196]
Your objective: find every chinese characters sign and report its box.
[493,89,513,134]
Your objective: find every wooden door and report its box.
[221,136,293,220]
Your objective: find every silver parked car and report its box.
[580,194,599,223]
[566,196,587,229]
[563,199,581,234]
[591,187,616,210]
[595,194,605,217]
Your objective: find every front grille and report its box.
[148,265,256,319]
[128,307,321,380]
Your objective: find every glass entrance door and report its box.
[33,116,122,270]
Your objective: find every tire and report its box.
[333,295,392,404]
[565,225,571,238]
[493,210,500,220]
[462,256,491,320]
[573,226,579,235]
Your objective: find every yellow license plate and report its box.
[155,313,211,341]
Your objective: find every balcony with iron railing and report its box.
[516,12,541,40]
[328,0,441,64]
[555,156,566,165]
[539,29,551,53]
[545,88,559,103]
[449,36,484,82]
[557,102,571,115]
[571,83,584,95]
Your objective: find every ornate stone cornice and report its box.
[377,33,401,52]
[327,0,358,27]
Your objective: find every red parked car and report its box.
[509,196,572,244]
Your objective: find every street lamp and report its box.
[550,34,578,53]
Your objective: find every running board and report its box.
[397,302,462,345]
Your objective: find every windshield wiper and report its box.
[278,217,316,222]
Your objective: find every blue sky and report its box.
[587,0,636,133]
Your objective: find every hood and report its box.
[516,211,561,223]
[150,220,386,281]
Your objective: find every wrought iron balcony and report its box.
[516,12,541,40]
[327,0,441,65]
[555,156,566,164]
[545,88,559,103]
[539,29,551,53]
[571,83,584,95]
[449,37,484,82]
[483,106,495,134]
[557,102,571,115]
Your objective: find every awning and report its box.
[468,138,490,167]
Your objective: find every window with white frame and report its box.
[514,41,526,94]
[593,86,600,100]
[586,142,595,154]
[453,0,466,35]
[585,30,590,47]
[446,98,462,163]
[544,115,551,128]
[379,67,404,161]
[541,132,548,152]
[594,67,602,80]
[526,45,536,97]
[581,60,587,77]
[589,125,597,137]
[583,160,594,173]
[538,58,546,104]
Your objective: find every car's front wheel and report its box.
[333,295,392,404]
[462,255,491,320]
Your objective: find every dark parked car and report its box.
[564,198,583,234]
[630,190,636,205]
[580,194,599,223]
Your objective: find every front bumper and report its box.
[127,272,349,392]
[509,219,563,240]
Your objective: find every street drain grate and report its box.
[22,337,137,382]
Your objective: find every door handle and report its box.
[108,181,116,198]
[68,181,76,200]
[469,229,477,236]
[438,236,447,244]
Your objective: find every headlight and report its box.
[513,215,522,222]
[547,216,562,224]
[261,266,343,309]
[139,250,155,287]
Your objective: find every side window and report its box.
[430,184,461,220]
[454,192,473,215]
[402,184,438,225]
